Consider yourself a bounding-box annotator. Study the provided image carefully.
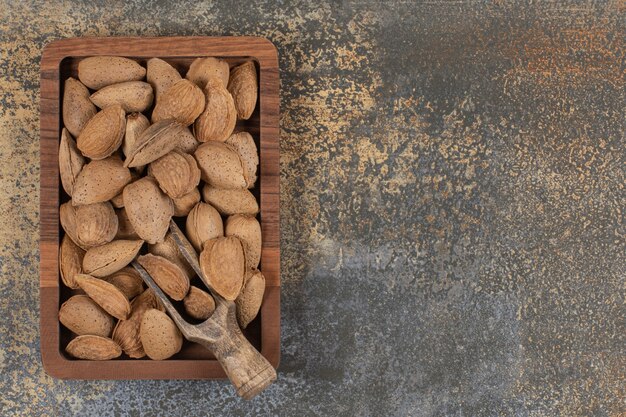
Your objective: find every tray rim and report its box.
[40,36,280,379]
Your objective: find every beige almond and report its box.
[75,202,118,248]
[172,188,201,217]
[59,128,86,197]
[174,127,200,154]
[199,236,245,300]
[185,202,223,252]
[140,309,183,360]
[123,177,174,244]
[183,286,215,320]
[78,56,146,90]
[62,77,97,138]
[148,151,200,199]
[122,112,150,161]
[90,81,153,113]
[66,335,122,360]
[75,274,131,320]
[72,156,132,205]
[137,254,190,301]
[147,58,181,102]
[235,269,266,328]
[201,185,258,216]
[104,267,144,299]
[77,105,126,160]
[194,78,237,142]
[186,57,229,89]
[226,131,258,188]
[110,192,125,208]
[124,120,187,168]
[152,79,205,126]
[113,288,162,358]
[59,295,115,337]
[148,232,195,280]
[59,234,85,289]
[225,214,262,270]
[60,201,84,250]
[82,239,143,278]
[115,208,139,239]
[194,141,247,189]
[228,61,258,120]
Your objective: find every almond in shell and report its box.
[201,185,258,216]
[75,274,131,320]
[183,286,215,320]
[113,289,163,358]
[186,57,229,89]
[75,202,118,248]
[115,208,140,239]
[78,56,146,90]
[59,234,85,289]
[172,188,201,217]
[66,335,122,360]
[174,127,200,154]
[140,309,183,360]
[137,254,190,301]
[185,202,223,252]
[225,214,262,270]
[225,131,258,188]
[194,141,247,189]
[60,201,84,250]
[151,79,205,126]
[148,150,200,199]
[77,105,126,160]
[227,61,258,120]
[235,269,266,328]
[59,128,86,197]
[124,120,187,168]
[147,58,181,102]
[199,236,245,300]
[122,112,150,164]
[59,295,115,337]
[148,231,195,280]
[90,81,153,113]
[62,77,97,137]
[194,78,236,142]
[123,177,174,244]
[82,239,143,278]
[104,267,144,299]
[72,156,132,205]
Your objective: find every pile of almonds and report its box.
[58,56,265,361]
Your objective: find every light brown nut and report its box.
[124,120,187,168]
[62,77,97,138]
[194,78,237,142]
[115,208,139,240]
[225,214,261,270]
[104,267,144,300]
[122,112,150,162]
[66,335,122,360]
[110,192,125,208]
[172,187,201,217]
[59,234,85,289]
[235,269,266,328]
[123,177,174,244]
[59,295,115,337]
[75,274,132,320]
[148,232,195,280]
[75,202,118,248]
[82,239,143,278]
[151,79,205,126]
[225,131,258,188]
[60,201,84,250]
[72,156,132,205]
[201,185,258,216]
[78,56,146,90]
[185,202,223,252]
[140,309,183,360]
[199,236,245,300]
[137,254,190,301]
[59,128,86,197]
[148,151,200,199]
[147,58,181,102]
[183,286,215,321]
[194,141,247,189]
[90,81,154,113]
[186,57,229,90]
[113,289,162,358]
[174,127,200,154]
[228,61,258,120]
[77,105,126,160]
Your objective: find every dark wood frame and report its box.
[40,37,280,379]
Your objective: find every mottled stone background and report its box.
[0,0,624,415]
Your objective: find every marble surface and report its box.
[0,1,624,415]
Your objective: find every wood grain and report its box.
[40,37,280,379]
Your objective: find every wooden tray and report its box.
[40,37,280,379]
